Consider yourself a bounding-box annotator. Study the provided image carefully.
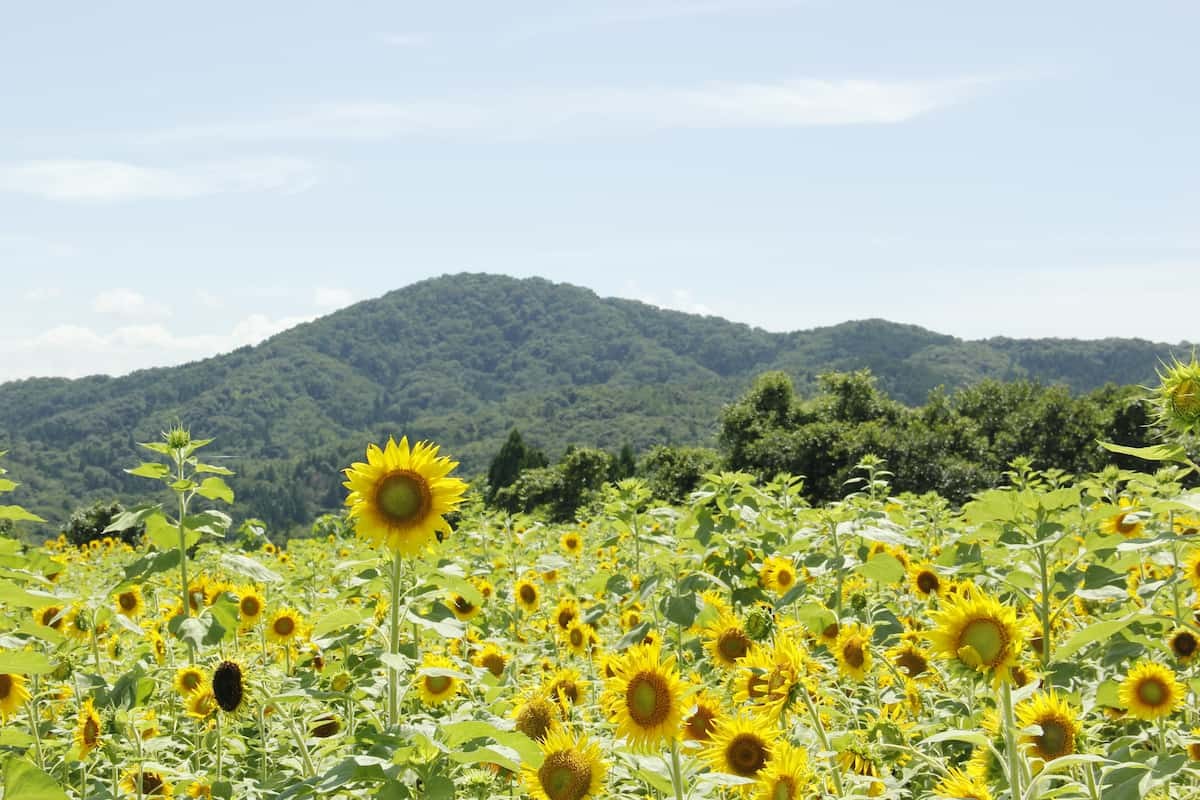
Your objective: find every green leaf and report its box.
[0,728,34,747]
[0,580,54,608]
[125,463,171,479]
[429,569,483,606]
[0,505,45,523]
[122,549,181,583]
[311,607,369,639]
[1099,441,1190,464]
[103,504,160,534]
[144,512,179,552]
[220,553,282,584]
[0,650,54,675]
[195,463,235,476]
[614,621,652,651]
[1056,614,1141,660]
[1100,765,1149,800]
[409,613,465,639]
[663,592,700,627]
[421,775,455,800]
[2,755,69,800]
[196,477,234,504]
[857,553,905,584]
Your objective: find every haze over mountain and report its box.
[0,273,1189,531]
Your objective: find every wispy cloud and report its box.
[0,157,320,201]
[313,287,357,310]
[146,78,986,144]
[92,288,170,318]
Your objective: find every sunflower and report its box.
[683,688,723,742]
[212,660,245,713]
[934,767,992,800]
[186,689,217,719]
[523,726,606,800]
[1015,691,1080,762]
[237,586,266,626]
[704,714,775,780]
[310,713,341,738]
[267,607,303,643]
[120,768,174,797]
[147,630,167,664]
[561,619,594,657]
[173,666,207,697]
[72,697,102,758]
[1188,728,1200,761]
[926,591,1023,684]
[34,604,65,630]
[513,694,558,742]
[416,655,463,706]
[733,636,804,719]
[1183,551,1200,593]
[835,623,874,682]
[554,598,580,632]
[560,531,583,557]
[1153,355,1200,435]
[1169,628,1199,663]
[620,607,642,631]
[447,593,481,622]
[545,668,586,708]
[515,579,541,613]
[754,741,812,800]
[114,586,145,618]
[887,640,932,681]
[62,605,94,641]
[1101,497,1145,537]
[1119,660,1183,720]
[473,643,509,678]
[909,562,942,598]
[704,611,753,669]
[342,436,467,556]
[603,643,686,751]
[759,556,797,595]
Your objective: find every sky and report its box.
[1,1,1198,382]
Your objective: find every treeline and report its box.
[483,370,1157,520]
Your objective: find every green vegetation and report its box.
[0,273,1190,533]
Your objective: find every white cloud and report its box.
[0,157,320,202]
[92,288,170,318]
[313,287,356,309]
[621,281,714,316]
[0,312,317,381]
[378,32,429,47]
[146,77,988,143]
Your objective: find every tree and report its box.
[485,429,548,505]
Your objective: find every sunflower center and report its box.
[182,671,202,691]
[425,675,453,695]
[626,673,671,726]
[843,641,865,669]
[822,622,839,641]
[685,706,716,740]
[118,592,138,611]
[42,607,62,628]
[959,618,1005,666]
[717,629,750,662]
[375,471,431,526]
[916,571,939,594]
[726,733,769,776]
[776,569,794,589]
[519,584,537,604]
[538,751,592,800]
[1137,677,1167,707]
[557,609,577,630]
[241,596,261,616]
[454,596,474,613]
[1115,513,1140,535]
[274,617,295,636]
[772,777,798,800]
[516,702,554,741]
[1174,632,1198,657]
[482,653,505,677]
[570,629,584,648]
[142,772,165,795]
[1036,719,1070,758]
[0,674,11,698]
[83,716,99,746]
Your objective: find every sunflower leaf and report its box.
[196,477,234,504]
[2,755,69,800]
[0,650,54,675]
[220,553,282,584]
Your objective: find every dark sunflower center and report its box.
[311,715,341,738]
[570,629,584,647]
[274,617,295,636]
[1138,677,1167,706]
[557,609,577,630]
[182,672,201,691]
[685,706,716,740]
[843,641,865,668]
[626,673,671,727]
[1174,633,1198,657]
[717,629,750,662]
[454,596,474,613]
[482,653,505,676]
[519,585,537,604]
[375,471,431,525]
[566,537,579,550]
[959,618,1005,666]
[727,733,769,776]
[241,597,261,616]
[776,569,794,588]
[84,717,100,746]
[538,751,592,800]
[1115,513,1140,534]
[895,649,928,677]
[555,681,579,704]
[822,622,839,641]
[42,607,62,628]
[0,674,11,698]
[142,772,164,795]
[516,702,553,741]
[213,660,244,712]
[119,592,138,611]
[916,571,939,594]
[1037,719,1070,758]
[425,675,453,695]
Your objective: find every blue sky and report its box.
[2,1,1197,381]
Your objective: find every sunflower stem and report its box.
[25,699,44,771]
[800,684,844,797]
[669,738,685,800]
[388,551,403,729]
[1001,679,1024,800]
[216,712,223,783]
[283,708,316,778]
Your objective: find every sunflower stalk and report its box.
[669,738,685,800]
[799,684,844,797]
[388,551,403,729]
[1000,680,1024,800]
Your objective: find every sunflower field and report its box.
[4,361,1200,800]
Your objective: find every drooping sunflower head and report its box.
[212,660,245,713]
[120,768,174,797]
[888,640,931,681]
[0,673,31,722]
[514,693,558,743]
[74,697,102,759]
[186,689,217,720]
[1153,355,1200,435]
[310,713,341,738]
[447,593,480,621]
[835,623,874,682]
[342,436,467,557]
[1119,660,1184,721]
[1015,691,1080,763]
[416,655,463,707]
[704,714,775,780]
[1183,551,1200,592]
[523,726,606,800]
[34,604,64,630]
[683,688,723,742]
[603,643,686,751]
[1100,497,1145,538]
[926,591,1023,684]
[545,668,586,709]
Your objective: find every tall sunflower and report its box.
[1119,660,1183,720]
[114,586,145,618]
[515,578,541,613]
[342,436,467,556]
[237,586,266,627]
[926,591,1023,684]
[416,655,463,706]
[74,697,102,758]
[759,556,798,595]
[1015,691,1080,762]
[523,726,606,800]
[603,643,686,751]
[704,714,776,780]
[267,607,304,644]
[834,623,874,682]
[934,767,992,800]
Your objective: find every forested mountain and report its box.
[0,273,1190,531]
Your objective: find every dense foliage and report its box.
[0,274,1190,533]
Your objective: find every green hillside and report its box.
[0,273,1190,531]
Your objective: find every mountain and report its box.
[0,273,1190,531]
